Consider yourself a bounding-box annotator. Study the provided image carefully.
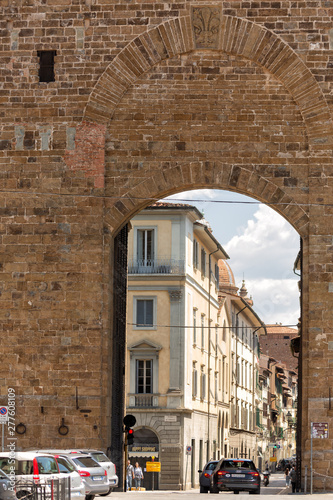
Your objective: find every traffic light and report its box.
[123,414,136,447]
[127,427,134,446]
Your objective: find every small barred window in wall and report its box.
[37,50,56,82]
[136,359,152,394]
[136,299,153,326]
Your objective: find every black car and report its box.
[210,458,261,494]
[198,460,219,493]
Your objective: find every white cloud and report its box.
[163,190,301,326]
[225,205,300,281]
[224,204,300,325]
[238,278,300,326]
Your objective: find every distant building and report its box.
[126,202,229,490]
[260,325,299,371]
[258,325,298,466]
[218,265,265,463]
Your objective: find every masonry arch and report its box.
[94,10,333,493]
[80,13,333,235]
[84,14,333,150]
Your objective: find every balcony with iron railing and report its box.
[128,394,159,408]
[128,258,185,275]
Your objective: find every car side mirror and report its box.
[198,470,202,473]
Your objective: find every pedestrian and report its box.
[126,459,134,491]
[134,462,144,490]
[289,466,297,493]
[285,467,290,487]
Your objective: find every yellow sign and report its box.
[146,462,161,472]
[270,457,277,462]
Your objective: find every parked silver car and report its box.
[0,469,17,500]
[54,456,86,500]
[76,451,118,494]
[36,452,109,500]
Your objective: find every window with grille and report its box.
[37,50,56,82]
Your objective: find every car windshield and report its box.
[37,457,59,474]
[90,453,110,463]
[222,460,256,470]
[56,457,75,473]
[72,457,100,468]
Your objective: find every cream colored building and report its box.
[126,202,268,490]
[218,265,265,465]
[126,202,230,490]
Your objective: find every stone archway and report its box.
[73,9,333,491]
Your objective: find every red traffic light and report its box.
[128,428,134,435]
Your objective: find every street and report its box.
[106,473,320,499]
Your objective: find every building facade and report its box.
[126,203,267,489]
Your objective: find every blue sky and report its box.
[164,189,300,327]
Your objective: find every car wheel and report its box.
[99,489,112,496]
[86,495,96,500]
[249,489,260,495]
[210,484,219,494]
[200,485,208,493]
[233,491,239,494]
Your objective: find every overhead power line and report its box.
[127,322,298,329]
[0,188,331,207]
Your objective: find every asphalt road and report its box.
[106,473,324,498]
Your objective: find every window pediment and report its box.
[128,339,162,353]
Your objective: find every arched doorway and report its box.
[128,428,159,491]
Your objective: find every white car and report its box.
[0,451,62,499]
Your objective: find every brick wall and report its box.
[0,0,333,490]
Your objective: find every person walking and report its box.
[285,467,290,487]
[289,466,297,493]
[126,459,134,491]
[134,462,144,490]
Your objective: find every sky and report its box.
[163,189,300,327]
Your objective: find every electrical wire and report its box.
[127,322,298,329]
[0,187,332,207]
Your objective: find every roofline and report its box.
[145,203,203,220]
[194,222,230,260]
[231,295,266,334]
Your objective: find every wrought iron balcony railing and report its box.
[128,259,185,275]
